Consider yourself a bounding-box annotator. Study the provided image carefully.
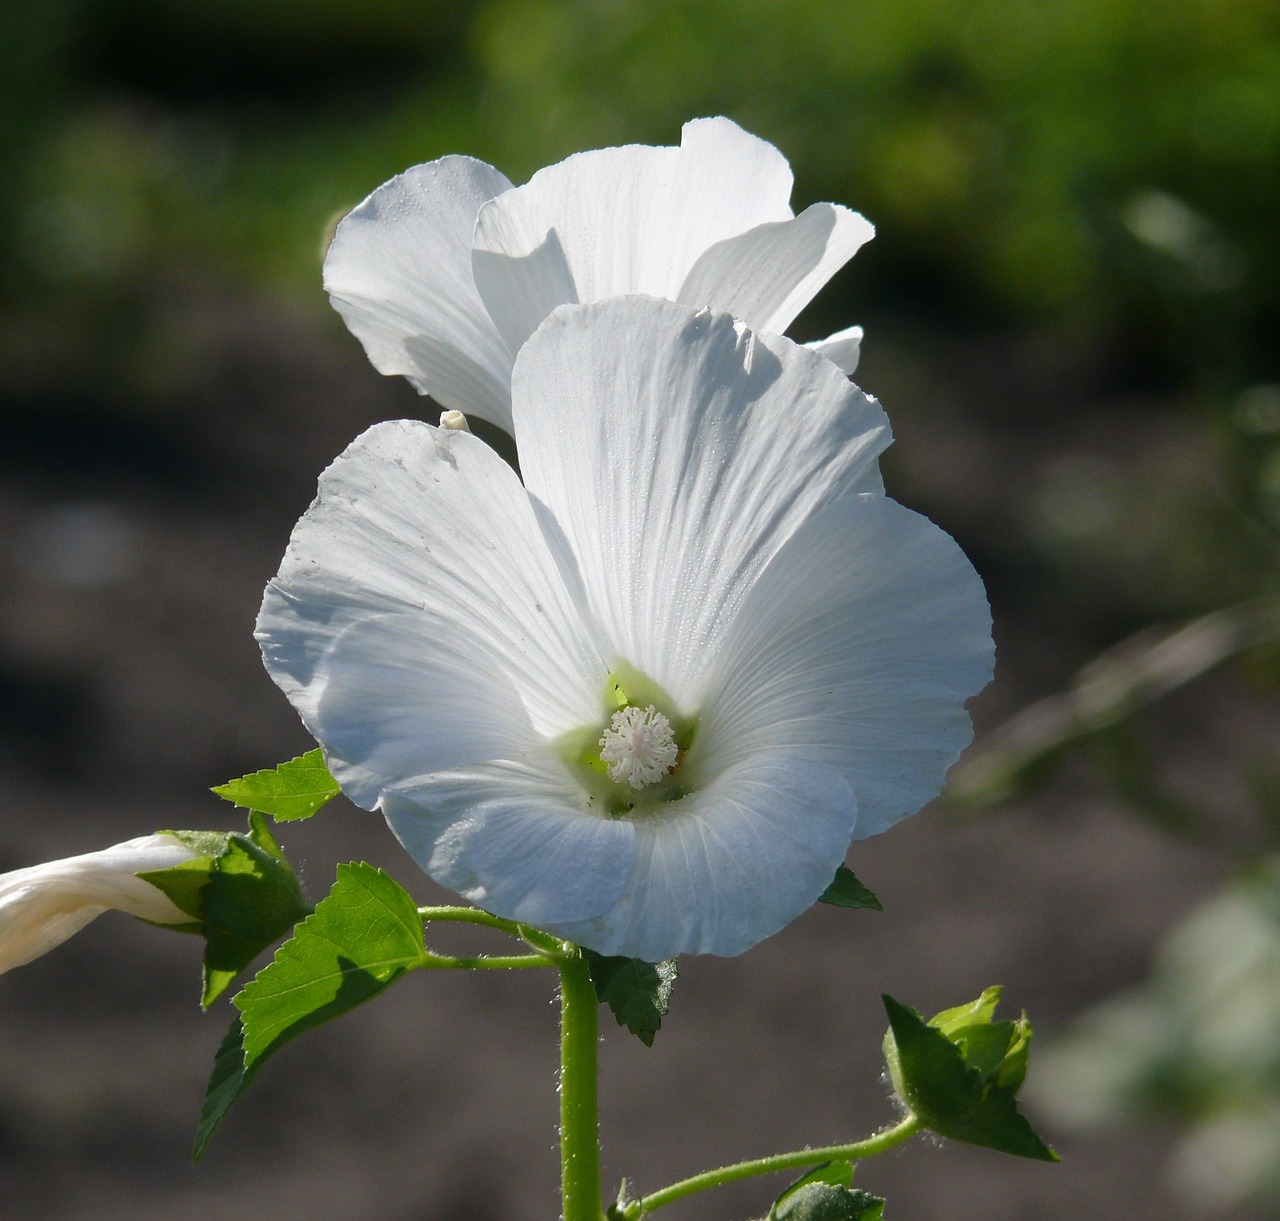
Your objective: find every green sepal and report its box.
[166,829,237,858]
[582,949,677,1047]
[194,863,427,1157]
[770,1171,885,1221]
[818,866,882,911]
[881,993,1057,1162]
[212,749,341,822]
[141,813,312,1007]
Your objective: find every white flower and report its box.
[257,297,992,961]
[0,834,199,974]
[323,116,872,433]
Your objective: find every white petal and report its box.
[697,494,994,840]
[470,117,795,355]
[382,764,634,924]
[512,298,891,709]
[806,323,864,375]
[546,753,856,959]
[677,204,874,334]
[0,834,198,975]
[323,156,516,430]
[305,611,542,809]
[256,419,605,808]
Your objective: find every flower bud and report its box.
[0,834,201,974]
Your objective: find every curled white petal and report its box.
[677,204,874,335]
[0,834,199,975]
[323,155,516,429]
[806,323,864,375]
[327,118,869,428]
[472,116,796,354]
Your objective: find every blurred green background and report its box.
[7,0,1280,634]
[2,2,1280,1219]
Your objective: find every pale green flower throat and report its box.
[557,664,698,817]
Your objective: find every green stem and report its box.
[417,905,569,960]
[627,1115,923,1217]
[417,905,527,933]
[518,923,575,959]
[423,953,553,970]
[559,948,603,1221]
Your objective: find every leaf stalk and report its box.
[622,1114,923,1217]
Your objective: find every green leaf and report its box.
[582,950,677,1047]
[237,863,425,1061]
[931,1084,1057,1161]
[141,815,312,1007]
[771,1183,886,1221]
[194,1018,256,1161]
[194,864,426,1155]
[882,995,1057,1162]
[212,749,341,822]
[818,866,882,911]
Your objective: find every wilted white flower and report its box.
[257,297,992,960]
[0,834,199,974]
[324,117,871,433]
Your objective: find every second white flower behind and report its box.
[257,297,993,961]
[323,117,871,433]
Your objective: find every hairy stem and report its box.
[417,905,529,933]
[559,948,603,1221]
[627,1115,923,1216]
[422,953,553,970]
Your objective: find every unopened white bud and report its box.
[0,834,202,975]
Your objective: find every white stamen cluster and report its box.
[598,705,679,790]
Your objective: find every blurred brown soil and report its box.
[0,285,1258,1220]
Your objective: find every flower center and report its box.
[598,705,679,790]
[556,666,699,816]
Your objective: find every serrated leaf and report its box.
[771,1183,886,1221]
[237,863,425,1061]
[194,1018,257,1161]
[818,866,882,911]
[142,819,312,1007]
[582,950,677,1047]
[933,1084,1057,1161]
[212,749,340,822]
[194,864,427,1155]
[881,995,1057,1162]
